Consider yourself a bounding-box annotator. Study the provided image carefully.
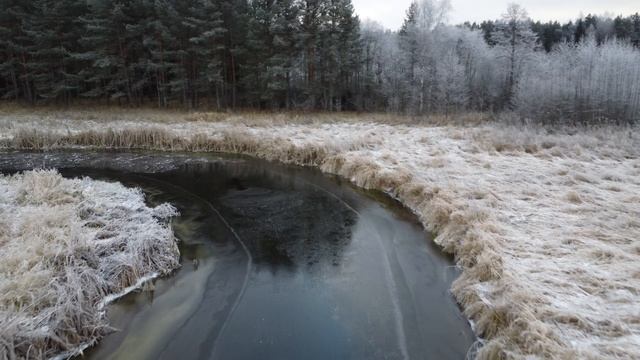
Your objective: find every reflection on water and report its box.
[0,151,475,360]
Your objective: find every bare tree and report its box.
[491,3,538,107]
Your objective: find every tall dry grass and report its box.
[1,109,639,359]
[0,170,179,359]
[0,102,492,126]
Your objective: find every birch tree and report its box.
[491,3,538,107]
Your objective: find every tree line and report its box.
[1,0,639,124]
[0,0,361,110]
[467,13,640,52]
[360,2,639,124]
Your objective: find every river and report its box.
[0,151,475,360]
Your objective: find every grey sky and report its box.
[352,0,639,30]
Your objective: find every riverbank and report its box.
[0,169,179,359]
[1,108,639,359]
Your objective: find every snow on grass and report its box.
[0,169,179,359]
[0,109,639,359]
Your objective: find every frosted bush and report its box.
[0,170,180,359]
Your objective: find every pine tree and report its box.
[531,21,563,52]
[266,0,300,108]
[241,0,274,108]
[182,0,227,108]
[575,18,587,43]
[143,0,175,107]
[398,1,419,111]
[164,1,196,107]
[632,13,640,48]
[0,0,34,101]
[299,0,323,108]
[24,0,87,103]
[613,16,632,41]
[480,21,496,46]
[78,0,144,104]
[220,0,249,108]
[333,0,361,110]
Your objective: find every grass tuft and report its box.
[0,170,179,359]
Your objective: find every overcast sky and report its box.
[352,0,639,30]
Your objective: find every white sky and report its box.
[352,0,639,30]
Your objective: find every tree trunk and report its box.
[231,51,237,109]
[10,69,19,101]
[286,71,291,109]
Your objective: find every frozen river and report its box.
[0,151,475,360]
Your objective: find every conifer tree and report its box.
[143,0,175,107]
[25,0,87,103]
[334,0,361,110]
[267,0,299,108]
[180,0,227,108]
[398,1,420,111]
[298,0,323,109]
[78,0,143,104]
[219,0,249,108]
[632,13,640,47]
[242,0,274,108]
[0,0,33,101]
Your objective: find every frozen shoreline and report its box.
[1,110,639,359]
[0,169,179,359]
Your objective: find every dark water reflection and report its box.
[0,151,475,360]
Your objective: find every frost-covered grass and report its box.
[0,169,179,359]
[0,108,639,359]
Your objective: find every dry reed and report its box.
[0,170,179,359]
[1,108,639,359]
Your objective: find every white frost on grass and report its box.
[1,110,639,359]
[0,169,179,360]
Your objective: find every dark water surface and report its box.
[0,151,475,360]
